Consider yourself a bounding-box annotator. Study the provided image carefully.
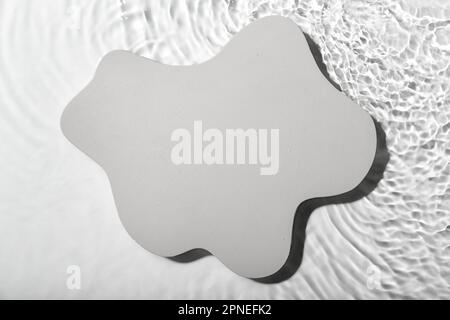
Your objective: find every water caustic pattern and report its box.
[0,0,448,299]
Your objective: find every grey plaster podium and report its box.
[61,16,377,281]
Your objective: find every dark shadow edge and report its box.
[169,32,390,284]
[170,248,212,263]
[303,33,341,91]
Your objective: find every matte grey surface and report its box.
[61,16,376,279]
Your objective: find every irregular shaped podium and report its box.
[61,16,377,281]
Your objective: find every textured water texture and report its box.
[0,0,449,299]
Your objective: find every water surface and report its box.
[0,0,449,299]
